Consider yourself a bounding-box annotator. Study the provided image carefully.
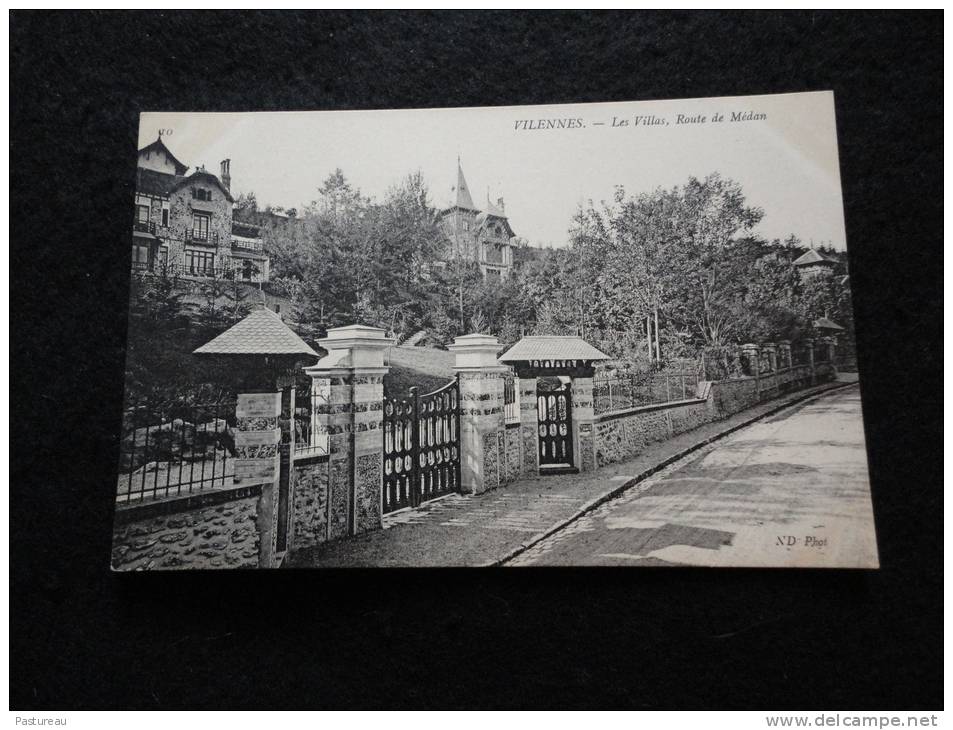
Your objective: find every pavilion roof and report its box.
[193,308,319,358]
[498,336,610,363]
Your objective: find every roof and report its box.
[813,316,845,331]
[498,336,611,362]
[193,308,319,357]
[452,163,477,210]
[170,168,235,203]
[135,167,179,197]
[793,249,838,267]
[137,137,188,175]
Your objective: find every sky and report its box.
[140,91,848,251]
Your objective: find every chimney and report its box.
[220,159,231,191]
[496,197,505,213]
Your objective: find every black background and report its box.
[10,11,942,709]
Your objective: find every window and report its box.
[157,246,168,270]
[192,188,211,201]
[186,249,215,275]
[132,243,150,270]
[136,204,150,223]
[161,202,170,227]
[192,213,210,240]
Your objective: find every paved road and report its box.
[508,385,879,568]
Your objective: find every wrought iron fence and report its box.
[503,375,519,424]
[292,381,329,458]
[593,371,701,415]
[117,397,237,503]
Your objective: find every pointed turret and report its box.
[454,161,476,210]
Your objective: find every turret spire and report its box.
[454,160,476,210]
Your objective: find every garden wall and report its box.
[111,482,275,571]
[594,365,832,468]
[288,453,351,551]
[595,398,711,467]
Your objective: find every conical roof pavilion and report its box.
[193,308,319,358]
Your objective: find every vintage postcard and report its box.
[113,91,878,570]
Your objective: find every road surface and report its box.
[508,385,879,568]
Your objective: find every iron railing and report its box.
[231,237,264,252]
[117,397,237,503]
[503,377,519,424]
[593,371,701,415]
[185,230,220,245]
[293,382,329,458]
[133,219,156,234]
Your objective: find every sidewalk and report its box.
[285,374,859,568]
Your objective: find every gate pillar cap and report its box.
[315,324,394,369]
[447,333,502,369]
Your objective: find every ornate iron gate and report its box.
[382,378,461,514]
[537,379,574,468]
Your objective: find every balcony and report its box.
[133,219,156,235]
[231,236,264,253]
[185,230,219,246]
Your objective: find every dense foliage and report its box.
[131,169,854,399]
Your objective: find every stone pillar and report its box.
[448,333,508,494]
[777,340,792,370]
[742,343,761,399]
[573,375,596,473]
[803,338,815,385]
[763,342,777,373]
[305,325,392,540]
[233,390,281,568]
[518,373,539,476]
[826,336,838,374]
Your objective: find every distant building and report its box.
[133,136,270,283]
[792,248,840,281]
[437,162,516,279]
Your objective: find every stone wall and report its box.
[594,364,827,469]
[503,424,523,482]
[595,399,710,468]
[112,484,271,571]
[290,454,331,551]
[709,378,760,415]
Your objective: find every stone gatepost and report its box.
[777,340,792,370]
[447,333,508,495]
[305,325,392,539]
[825,337,838,374]
[763,342,777,373]
[233,390,281,568]
[572,375,597,473]
[742,343,761,399]
[803,338,816,385]
[517,373,539,476]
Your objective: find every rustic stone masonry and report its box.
[519,378,540,475]
[593,339,833,469]
[112,488,264,571]
[233,391,282,567]
[447,334,509,494]
[290,454,330,550]
[301,325,392,542]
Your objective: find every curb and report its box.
[488,380,857,567]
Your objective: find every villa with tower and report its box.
[132,135,270,283]
[438,162,517,280]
